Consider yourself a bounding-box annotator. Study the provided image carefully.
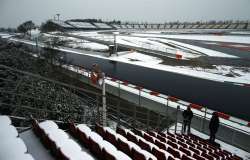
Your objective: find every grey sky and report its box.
[0,0,250,28]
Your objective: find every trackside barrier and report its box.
[62,64,250,130]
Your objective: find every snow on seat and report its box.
[59,140,84,160]
[0,137,33,160]
[0,115,12,125]
[47,129,69,147]
[77,124,92,134]
[0,124,18,138]
[39,120,58,132]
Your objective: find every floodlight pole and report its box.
[102,73,107,126]
[113,32,119,56]
[56,14,60,21]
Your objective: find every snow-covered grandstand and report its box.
[67,21,97,29]
[227,23,238,29]
[93,23,113,29]
[51,20,75,29]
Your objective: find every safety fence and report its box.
[61,63,250,152]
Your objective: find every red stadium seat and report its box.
[105,131,117,148]
[69,122,77,138]
[139,139,151,153]
[197,146,207,154]
[103,148,116,160]
[189,146,200,155]
[116,127,127,137]
[77,128,89,147]
[167,147,181,159]
[155,139,167,150]
[95,124,106,138]
[127,132,138,144]
[182,154,193,160]
[179,147,191,156]
[167,140,178,149]
[201,152,214,160]
[193,153,206,160]
[157,135,167,143]
[117,138,132,158]
[89,138,102,159]
[132,148,147,160]
[144,133,155,144]
[152,147,168,160]
[186,141,196,148]
[178,141,188,148]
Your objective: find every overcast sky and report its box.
[0,0,250,28]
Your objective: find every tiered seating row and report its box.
[115,126,178,160]
[32,119,94,160]
[69,122,131,160]
[0,115,34,160]
[149,131,242,160]
[125,128,195,160]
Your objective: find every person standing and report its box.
[209,112,220,143]
[182,106,193,134]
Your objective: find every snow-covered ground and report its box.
[167,123,250,160]
[131,33,250,44]
[68,31,243,58]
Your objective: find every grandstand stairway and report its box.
[0,115,245,160]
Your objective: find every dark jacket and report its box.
[183,109,193,123]
[209,114,220,133]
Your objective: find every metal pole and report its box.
[102,73,107,126]
[174,105,180,134]
[139,89,141,106]
[202,107,207,132]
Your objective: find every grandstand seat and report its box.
[201,152,214,160]
[105,130,118,147]
[159,132,167,138]
[148,131,157,137]
[127,132,138,144]
[152,147,168,160]
[178,141,188,148]
[155,139,167,150]
[69,122,77,138]
[179,147,191,156]
[95,123,106,138]
[167,147,181,159]
[157,134,167,143]
[139,139,151,153]
[208,151,220,159]
[102,148,116,160]
[196,146,207,154]
[77,128,89,147]
[57,148,70,160]
[167,136,177,143]
[189,147,200,155]
[117,138,132,157]
[167,140,178,149]
[182,154,193,160]
[132,148,147,160]
[117,127,127,137]
[193,153,206,160]
[186,141,196,148]
[167,132,175,137]
[133,129,143,137]
[144,133,155,144]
